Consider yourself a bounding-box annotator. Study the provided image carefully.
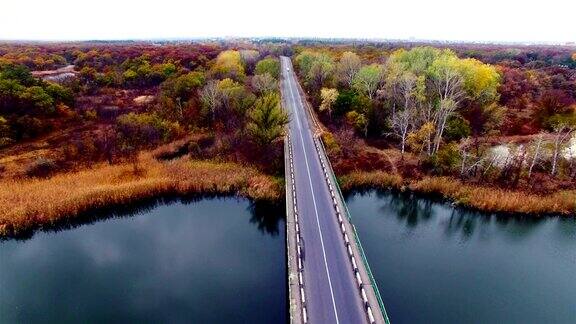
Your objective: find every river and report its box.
[1,191,573,323]
[0,197,286,323]
[346,190,576,324]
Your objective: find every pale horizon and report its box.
[1,0,574,44]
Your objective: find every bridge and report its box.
[282,56,390,324]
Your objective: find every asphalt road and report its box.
[281,56,368,324]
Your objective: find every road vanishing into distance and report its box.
[281,57,371,323]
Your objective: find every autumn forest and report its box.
[0,40,574,236]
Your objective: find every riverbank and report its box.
[339,171,576,216]
[0,154,283,237]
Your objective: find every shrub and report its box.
[321,132,341,155]
[0,117,13,147]
[25,158,58,178]
[424,143,461,175]
[13,115,51,139]
[444,115,471,141]
[45,83,74,106]
[84,109,98,120]
[116,112,182,149]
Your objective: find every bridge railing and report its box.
[317,137,391,324]
[288,57,390,323]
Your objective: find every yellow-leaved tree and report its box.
[320,88,338,119]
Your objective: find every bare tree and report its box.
[430,62,464,154]
[251,73,278,95]
[94,125,117,164]
[551,124,575,176]
[528,134,544,178]
[337,51,361,88]
[391,108,414,154]
[459,138,473,176]
[389,73,420,154]
[200,80,222,122]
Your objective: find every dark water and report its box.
[0,197,286,323]
[346,190,576,324]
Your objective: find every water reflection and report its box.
[385,192,434,228]
[6,195,285,241]
[248,201,286,236]
[346,189,576,324]
[352,189,552,241]
[555,217,576,243]
[0,197,286,323]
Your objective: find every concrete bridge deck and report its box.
[282,56,390,324]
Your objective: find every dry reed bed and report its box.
[0,155,282,236]
[339,171,403,191]
[340,171,575,216]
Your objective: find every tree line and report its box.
[294,46,575,186]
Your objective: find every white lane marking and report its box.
[284,58,340,324]
[283,59,302,131]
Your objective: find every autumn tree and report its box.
[458,58,502,139]
[210,50,245,81]
[21,86,55,113]
[255,57,280,79]
[352,64,384,100]
[295,51,335,90]
[115,112,182,171]
[294,51,317,78]
[428,54,465,153]
[320,88,338,119]
[383,47,501,155]
[389,73,423,154]
[220,78,254,111]
[199,78,249,126]
[536,89,575,129]
[239,50,260,74]
[158,71,205,121]
[161,71,205,101]
[252,73,278,95]
[246,93,289,148]
[337,51,361,87]
[345,111,368,137]
[548,114,576,176]
[308,54,335,90]
[94,125,118,164]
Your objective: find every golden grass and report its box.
[0,154,282,236]
[338,171,575,216]
[339,171,403,191]
[410,177,576,215]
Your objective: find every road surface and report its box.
[281,56,369,324]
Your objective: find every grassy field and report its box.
[0,154,282,237]
[339,171,576,216]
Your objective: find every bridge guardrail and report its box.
[287,57,390,323]
[316,137,392,324]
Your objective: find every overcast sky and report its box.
[1,0,574,43]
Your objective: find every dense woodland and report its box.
[0,42,291,178]
[291,42,575,195]
[0,40,574,203]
